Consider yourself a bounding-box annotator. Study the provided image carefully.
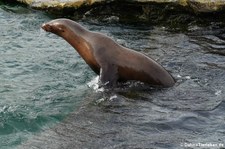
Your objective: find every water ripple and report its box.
[1,4,225,149]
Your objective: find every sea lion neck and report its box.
[61,23,91,54]
[59,22,99,74]
[63,20,89,38]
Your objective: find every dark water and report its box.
[1,3,225,149]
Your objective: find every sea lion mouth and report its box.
[41,23,52,32]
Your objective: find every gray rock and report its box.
[15,0,225,13]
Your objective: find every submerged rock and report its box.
[15,0,225,13]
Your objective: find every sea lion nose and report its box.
[41,23,46,30]
[41,23,51,32]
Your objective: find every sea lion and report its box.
[41,19,175,87]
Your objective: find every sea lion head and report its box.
[41,19,86,37]
[41,19,68,36]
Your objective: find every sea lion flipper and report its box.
[99,63,118,87]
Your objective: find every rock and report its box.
[187,0,225,13]
[14,0,225,13]
[16,0,109,9]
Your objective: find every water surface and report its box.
[0,3,225,149]
[0,4,93,148]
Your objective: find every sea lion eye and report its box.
[57,26,65,32]
[59,27,64,32]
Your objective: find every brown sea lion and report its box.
[41,19,175,87]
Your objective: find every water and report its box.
[0,4,94,148]
[0,3,225,149]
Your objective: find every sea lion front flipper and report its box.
[99,63,118,87]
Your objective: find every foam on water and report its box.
[87,76,105,92]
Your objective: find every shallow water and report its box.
[1,3,225,149]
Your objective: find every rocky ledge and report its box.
[15,0,225,13]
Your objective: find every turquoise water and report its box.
[0,4,95,148]
[1,3,225,149]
